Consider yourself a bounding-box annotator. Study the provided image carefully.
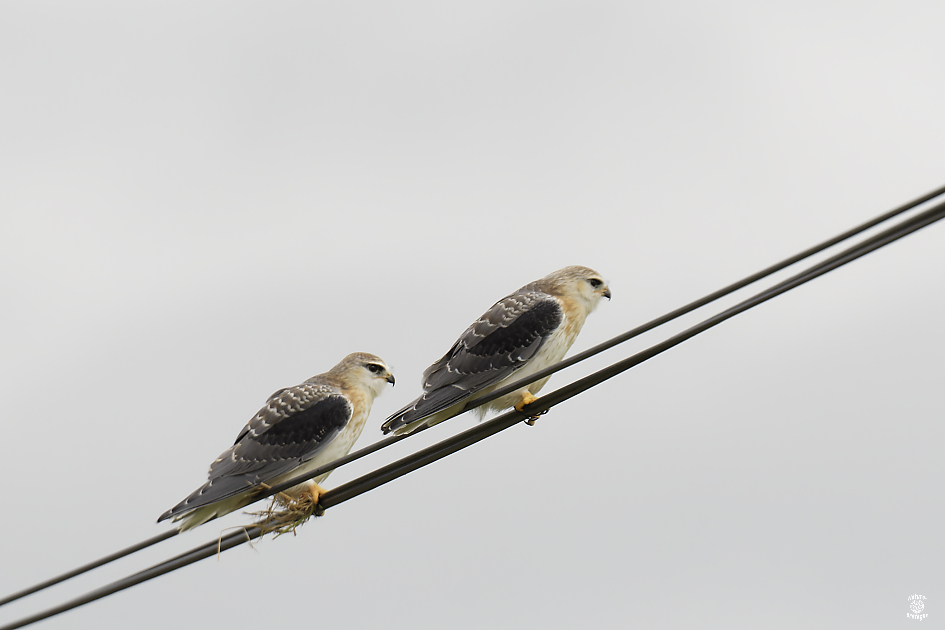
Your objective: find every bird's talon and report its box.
[515,391,540,413]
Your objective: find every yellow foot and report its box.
[251,482,328,537]
[281,482,327,516]
[308,482,328,517]
[514,392,546,425]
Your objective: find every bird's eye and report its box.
[588,278,603,288]
[367,364,382,373]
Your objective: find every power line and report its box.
[0,529,180,608]
[206,183,945,504]
[320,197,945,507]
[463,181,945,413]
[0,527,265,630]
[0,183,942,613]
[2,194,942,630]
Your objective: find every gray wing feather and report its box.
[158,380,352,522]
[382,290,562,433]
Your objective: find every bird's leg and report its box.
[514,391,547,426]
[279,481,327,516]
[252,481,328,536]
[306,482,328,517]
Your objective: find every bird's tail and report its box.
[382,404,460,436]
[381,401,419,435]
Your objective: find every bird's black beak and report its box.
[386,374,396,385]
[603,288,612,300]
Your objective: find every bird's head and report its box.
[331,352,395,398]
[545,265,611,313]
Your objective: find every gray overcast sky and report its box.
[1,2,942,629]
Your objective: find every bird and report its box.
[158,352,394,530]
[382,265,610,436]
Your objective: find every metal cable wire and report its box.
[0,528,265,630]
[2,196,942,630]
[463,181,945,413]
[248,185,945,502]
[1,183,943,613]
[0,529,180,608]
[321,198,945,506]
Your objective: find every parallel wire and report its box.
[243,184,945,502]
[2,196,942,630]
[322,198,945,505]
[1,183,943,613]
[465,181,945,413]
[0,530,180,608]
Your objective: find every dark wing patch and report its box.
[382,293,562,433]
[442,300,560,376]
[209,394,350,479]
[158,385,351,522]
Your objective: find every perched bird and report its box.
[159,352,394,530]
[382,265,610,436]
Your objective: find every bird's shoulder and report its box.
[234,377,350,444]
[459,287,563,350]
[419,289,564,388]
[206,378,353,479]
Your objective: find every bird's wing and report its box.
[158,381,352,522]
[383,290,563,432]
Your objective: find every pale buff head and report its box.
[327,352,395,398]
[535,265,611,313]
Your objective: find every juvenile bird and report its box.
[159,352,394,530]
[382,266,610,436]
